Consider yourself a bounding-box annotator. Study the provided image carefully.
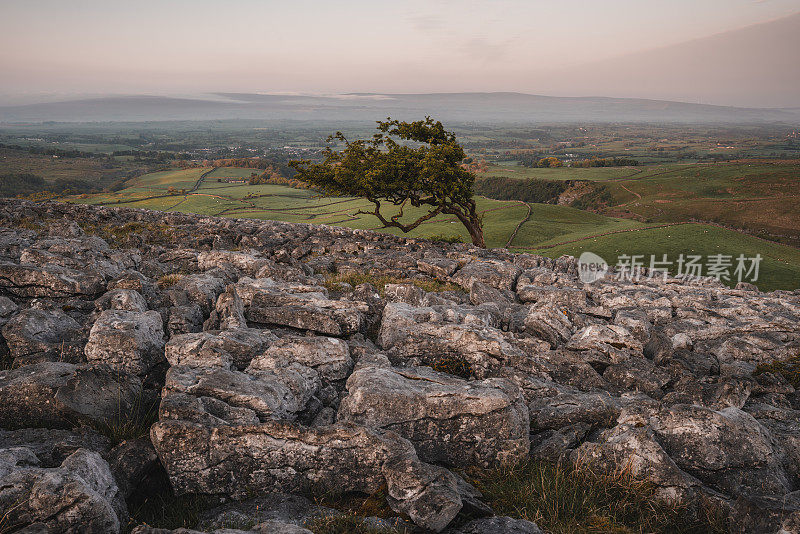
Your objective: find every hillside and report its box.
[2,92,799,124]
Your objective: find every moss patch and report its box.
[323,272,461,296]
[754,354,800,388]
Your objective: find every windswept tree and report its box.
[289,117,486,248]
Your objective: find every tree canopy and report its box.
[289,117,485,247]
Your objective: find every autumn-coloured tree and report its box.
[290,117,485,247]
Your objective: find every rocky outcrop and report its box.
[150,420,463,531]
[85,309,165,375]
[1,198,799,533]
[0,362,142,430]
[0,447,126,533]
[338,365,529,467]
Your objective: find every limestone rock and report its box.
[0,262,105,298]
[0,448,125,533]
[339,365,529,467]
[2,308,85,366]
[0,362,142,430]
[151,420,463,531]
[85,309,165,375]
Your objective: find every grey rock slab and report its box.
[0,362,142,430]
[0,448,125,534]
[2,307,85,366]
[84,309,165,375]
[151,420,463,531]
[0,262,105,298]
[338,365,529,467]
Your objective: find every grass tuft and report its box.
[157,273,185,290]
[754,353,800,388]
[431,354,474,379]
[126,492,210,533]
[464,459,727,534]
[89,391,159,446]
[81,221,173,246]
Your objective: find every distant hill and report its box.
[1,92,798,124]
[542,12,800,108]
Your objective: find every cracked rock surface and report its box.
[1,199,800,533]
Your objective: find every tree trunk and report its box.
[465,219,486,248]
[451,205,486,248]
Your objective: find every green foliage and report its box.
[569,184,613,210]
[572,157,640,168]
[290,117,486,247]
[467,459,727,534]
[0,172,99,197]
[754,354,800,388]
[475,176,570,204]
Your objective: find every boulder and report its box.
[0,448,125,533]
[0,362,142,430]
[650,405,792,497]
[151,420,463,531]
[0,262,105,298]
[378,302,526,378]
[339,365,529,467]
[162,364,319,422]
[0,427,110,467]
[165,329,275,370]
[94,288,148,312]
[2,308,85,365]
[248,335,352,383]
[452,259,520,291]
[85,309,165,375]
[523,303,574,348]
[0,295,19,326]
[245,285,367,336]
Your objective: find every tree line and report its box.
[515,154,639,168]
[474,176,571,204]
[0,173,100,198]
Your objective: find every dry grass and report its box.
[89,390,159,446]
[464,459,727,534]
[323,272,461,296]
[431,354,474,379]
[81,221,173,246]
[157,273,185,290]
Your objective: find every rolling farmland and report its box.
[69,166,800,291]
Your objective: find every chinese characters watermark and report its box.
[578,252,761,284]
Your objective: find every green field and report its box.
[483,161,800,248]
[70,166,800,291]
[481,164,641,181]
[531,223,800,292]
